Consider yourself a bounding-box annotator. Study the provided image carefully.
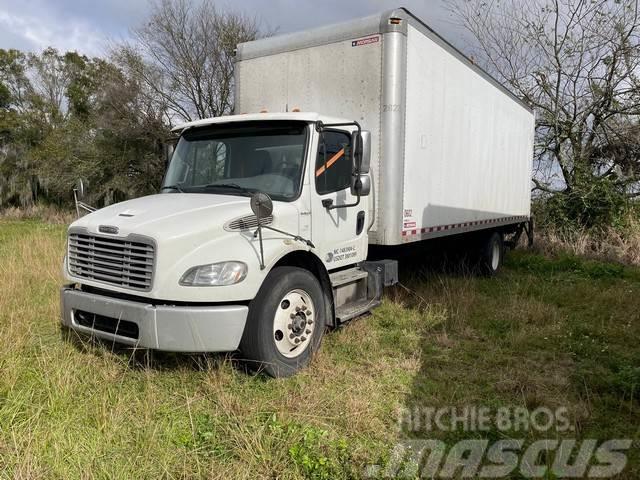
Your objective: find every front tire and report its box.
[240,267,326,378]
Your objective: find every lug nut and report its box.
[294,338,300,344]
[305,329,311,334]
[306,311,312,316]
[287,324,292,330]
[295,306,301,312]
[300,336,306,342]
[302,305,307,311]
[290,313,296,319]
[307,320,314,325]
[290,334,295,339]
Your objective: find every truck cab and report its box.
[61,113,389,377]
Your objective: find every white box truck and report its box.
[60,8,535,377]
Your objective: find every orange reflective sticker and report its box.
[315,148,345,177]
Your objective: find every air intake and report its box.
[224,214,273,232]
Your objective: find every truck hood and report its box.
[71,193,299,240]
[66,192,306,302]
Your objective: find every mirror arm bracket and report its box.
[254,225,315,249]
[323,195,361,211]
[316,120,361,135]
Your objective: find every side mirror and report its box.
[351,173,371,197]
[250,192,274,219]
[164,138,178,166]
[350,130,372,174]
[75,179,85,199]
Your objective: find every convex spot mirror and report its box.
[351,174,371,197]
[250,192,274,219]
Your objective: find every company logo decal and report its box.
[352,36,380,47]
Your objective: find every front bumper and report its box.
[60,286,248,352]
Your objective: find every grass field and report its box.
[0,220,638,479]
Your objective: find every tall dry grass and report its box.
[0,221,424,479]
[534,215,640,266]
[0,205,75,225]
[2,219,639,478]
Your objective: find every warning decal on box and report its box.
[352,36,380,47]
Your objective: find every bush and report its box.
[534,179,630,231]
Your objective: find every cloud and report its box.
[0,9,105,56]
[0,0,148,56]
[0,0,468,57]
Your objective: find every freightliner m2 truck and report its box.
[61,9,535,377]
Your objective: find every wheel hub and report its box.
[273,289,316,358]
[291,313,307,334]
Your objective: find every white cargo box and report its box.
[235,8,535,246]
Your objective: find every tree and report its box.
[0,47,170,209]
[120,0,262,124]
[451,0,640,224]
[0,49,32,114]
[0,2,270,211]
[33,55,170,207]
[0,49,40,207]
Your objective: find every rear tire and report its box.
[240,266,326,378]
[479,231,504,276]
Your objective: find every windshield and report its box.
[163,121,308,201]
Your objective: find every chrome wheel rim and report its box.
[273,289,316,358]
[491,241,500,271]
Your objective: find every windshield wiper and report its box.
[160,184,185,193]
[203,183,253,194]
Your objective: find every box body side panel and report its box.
[400,25,534,242]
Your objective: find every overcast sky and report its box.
[0,0,468,57]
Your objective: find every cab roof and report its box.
[171,112,353,133]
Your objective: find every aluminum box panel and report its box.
[235,8,535,246]
[400,24,534,243]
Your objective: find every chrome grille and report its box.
[68,233,155,291]
[225,215,273,231]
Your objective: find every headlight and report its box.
[179,261,248,286]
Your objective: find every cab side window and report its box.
[315,131,352,195]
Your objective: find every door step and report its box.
[335,298,381,323]
[329,267,368,287]
[329,261,398,325]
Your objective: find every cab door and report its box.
[310,129,368,269]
